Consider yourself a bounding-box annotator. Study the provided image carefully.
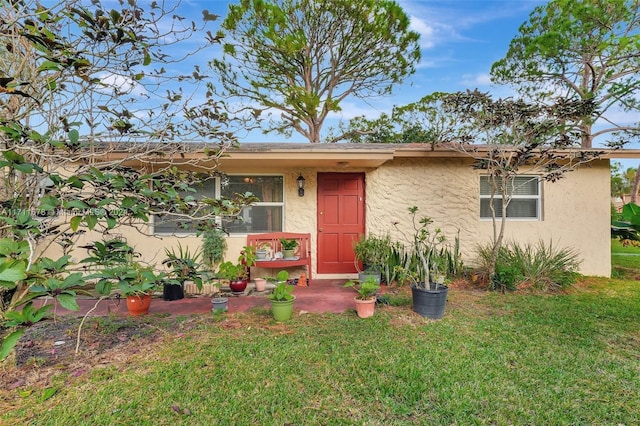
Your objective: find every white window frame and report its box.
[479,175,541,221]
[152,174,285,235]
[220,174,285,235]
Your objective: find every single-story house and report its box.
[53,143,640,279]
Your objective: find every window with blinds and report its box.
[480,175,540,220]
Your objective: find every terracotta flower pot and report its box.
[254,278,267,292]
[126,294,152,316]
[354,297,376,318]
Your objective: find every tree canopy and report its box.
[210,0,421,143]
[338,92,461,148]
[490,0,640,148]
[0,0,255,359]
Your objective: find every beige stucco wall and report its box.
[45,158,611,278]
[364,157,610,277]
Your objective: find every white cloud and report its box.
[460,73,492,87]
[410,16,435,49]
[97,73,146,96]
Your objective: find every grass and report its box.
[1,247,638,424]
[612,238,640,278]
[2,276,640,425]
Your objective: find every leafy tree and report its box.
[336,113,398,144]
[344,89,602,281]
[610,162,636,199]
[0,0,255,360]
[440,90,602,279]
[340,92,462,148]
[211,0,420,143]
[490,0,640,149]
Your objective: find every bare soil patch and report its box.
[0,314,187,394]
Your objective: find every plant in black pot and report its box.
[162,243,203,301]
[395,206,450,320]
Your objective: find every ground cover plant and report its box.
[1,277,639,425]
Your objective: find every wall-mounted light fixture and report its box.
[297,174,306,197]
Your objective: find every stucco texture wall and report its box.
[46,159,611,278]
[365,157,610,277]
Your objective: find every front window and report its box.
[221,175,284,233]
[153,175,284,235]
[153,178,217,234]
[480,175,540,220]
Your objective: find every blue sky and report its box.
[145,0,636,168]
[173,0,547,142]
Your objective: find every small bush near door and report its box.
[475,240,581,292]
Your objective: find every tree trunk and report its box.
[631,161,640,204]
[580,122,593,148]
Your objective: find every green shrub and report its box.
[475,240,581,292]
[490,264,521,292]
[506,240,580,291]
[202,228,227,269]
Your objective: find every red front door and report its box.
[317,173,365,274]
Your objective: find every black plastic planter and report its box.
[411,284,449,319]
[163,283,184,301]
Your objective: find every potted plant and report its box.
[239,245,257,275]
[343,275,380,318]
[279,238,299,259]
[217,261,245,294]
[353,234,390,284]
[253,276,268,292]
[161,243,203,301]
[93,262,162,316]
[255,242,271,260]
[269,270,295,321]
[208,268,229,312]
[211,277,228,312]
[395,206,449,320]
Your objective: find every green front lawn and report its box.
[612,238,640,255]
[3,277,640,425]
[612,238,640,277]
